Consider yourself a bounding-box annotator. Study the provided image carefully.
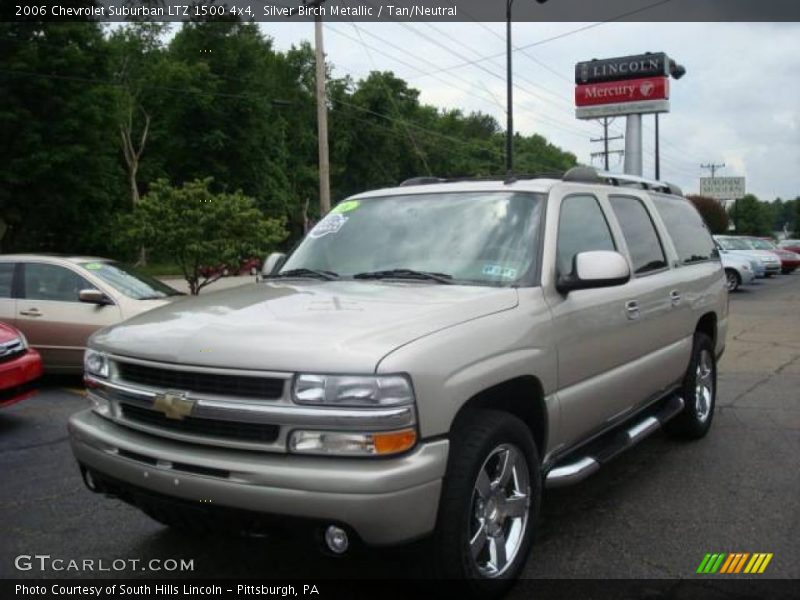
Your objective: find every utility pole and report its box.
[309,1,331,216]
[590,117,623,171]
[654,113,660,180]
[701,162,725,178]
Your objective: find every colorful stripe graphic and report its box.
[697,553,773,574]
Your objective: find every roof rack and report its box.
[398,172,565,187]
[564,166,683,196]
[398,167,682,196]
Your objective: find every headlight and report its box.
[84,349,109,378]
[293,374,414,407]
[17,332,29,349]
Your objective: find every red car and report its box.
[750,237,800,274]
[0,322,43,407]
[199,256,262,278]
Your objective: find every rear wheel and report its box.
[432,410,540,595]
[666,332,716,439]
[724,268,741,292]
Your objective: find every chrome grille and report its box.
[0,338,25,363]
[120,403,281,443]
[116,362,284,399]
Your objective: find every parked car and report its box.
[199,256,262,278]
[70,167,726,590]
[719,251,756,291]
[714,240,764,279]
[714,236,781,277]
[745,237,800,274]
[0,255,184,372]
[777,239,800,254]
[0,322,43,407]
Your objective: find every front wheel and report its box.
[432,410,540,594]
[724,268,741,292]
[666,332,717,439]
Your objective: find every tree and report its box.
[123,178,287,294]
[730,194,772,236]
[687,195,730,234]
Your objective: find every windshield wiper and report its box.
[268,268,339,281]
[353,268,453,284]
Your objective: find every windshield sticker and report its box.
[84,262,103,270]
[331,200,360,214]
[310,213,348,238]
[482,264,518,279]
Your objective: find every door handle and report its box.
[20,308,42,317]
[625,300,640,320]
[669,290,681,306]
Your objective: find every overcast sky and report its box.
[258,21,799,201]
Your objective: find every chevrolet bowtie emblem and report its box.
[152,390,195,420]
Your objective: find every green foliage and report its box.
[122,178,287,294]
[1,22,580,258]
[687,195,730,234]
[730,194,773,236]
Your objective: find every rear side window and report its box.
[609,195,667,275]
[0,263,13,298]
[652,196,717,264]
[557,195,616,276]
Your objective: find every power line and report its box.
[701,162,725,178]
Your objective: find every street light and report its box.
[506,0,548,176]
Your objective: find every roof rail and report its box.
[399,177,447,187]
[563,166,683,196]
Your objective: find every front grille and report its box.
[0,339,25,363]
[121,403,280,443]
[116,362,284,399]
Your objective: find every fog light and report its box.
[324,525,349,554]
[88,391,111,418]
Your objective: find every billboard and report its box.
[699,177,746,200]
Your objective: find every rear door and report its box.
[16,261,122,371]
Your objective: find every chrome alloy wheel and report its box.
[725,270,739,291]
[695,349,714,423]
[468,443,530,577]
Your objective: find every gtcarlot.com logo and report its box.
[696,552,773,574]
[14,554,194,572]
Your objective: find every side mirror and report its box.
[557,250,630,294]
[79,289,113,305]
[261,252,286,278]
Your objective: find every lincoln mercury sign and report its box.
[575,52,673,120]
[575,52,669,85]
[699,177,746,200]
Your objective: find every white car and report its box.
[720,251,755,291]
[714,236,781,277]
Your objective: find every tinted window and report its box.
[0,263,13,298]
[609,196,667,274]
[557,195,616,276]
[23,263,96,302]
[653,196,717,264]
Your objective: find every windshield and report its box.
[747,238,775,250]
[281,191,544,285]
[716,237,753,251]
[81,262,182,300]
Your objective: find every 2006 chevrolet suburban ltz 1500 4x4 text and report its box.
[69,167,727,591]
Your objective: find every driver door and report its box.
[15,262,121,371]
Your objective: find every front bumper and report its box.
[0,349,43,406]
[68,410,448,545]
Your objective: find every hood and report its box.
[0,322,22,344]
[91,281,519,373]
[727,249,780,262]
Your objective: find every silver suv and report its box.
[69,167,727,590]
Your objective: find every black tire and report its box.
[432,410,540,596]
[665,332,717,439]
[724,268,741,292]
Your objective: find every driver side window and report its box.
[23,263,95,303]
[556,195,616,276]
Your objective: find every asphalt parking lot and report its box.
[1,274,798,588]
